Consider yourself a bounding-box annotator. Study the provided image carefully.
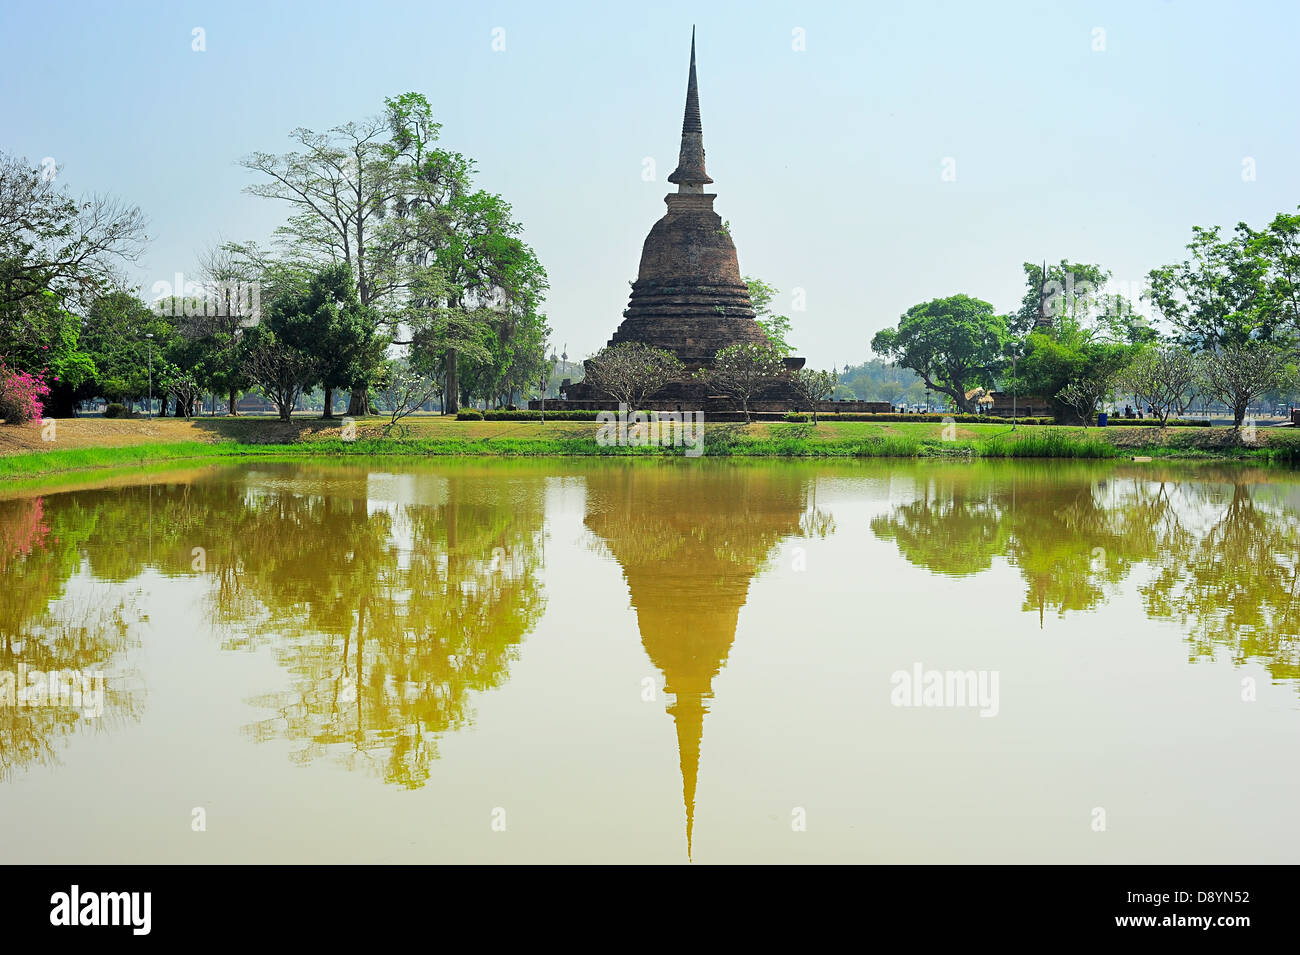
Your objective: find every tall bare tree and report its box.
[0,152,147,315]
[241,120,403,414]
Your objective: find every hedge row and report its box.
[1102,417,1211,427]
[457,409,600,421]
[807,412,1056,425]
[457,408,1060,425]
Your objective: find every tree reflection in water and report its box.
[0,494,143,781]
[207,465,549,789]
[871,463,1300,683]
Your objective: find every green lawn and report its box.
[1,415,1296,482]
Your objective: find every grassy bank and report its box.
[0,415,1296,479]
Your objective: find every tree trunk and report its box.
[446,349,459,414]
[323,386,335,419]
[44,385,76,418]
[1234,401,1247,429]
[347,386,368,417]
[228,389,238,416]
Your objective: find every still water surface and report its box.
[1,458,1297,863]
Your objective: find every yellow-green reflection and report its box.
[5,455,1300,825]
[0,494,143,780]
[0,465,548,789]
[205,464,549,788]
[583,462,832,859]
[872,462,1300,679]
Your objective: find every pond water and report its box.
[1,458,1297,863]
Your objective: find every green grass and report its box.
[978,429,1119,459]
[2,418,1297,481]
[0,441,254,478]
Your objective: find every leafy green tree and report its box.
[1148,225,1275,349]
[871,295,1009,413]
[1009,335,1133,421]
[407,297,492,414]
[434,191,549,411]
[244,281,325,420]
[380,93,550,413]
[1247,210,1300,335]
[745,276,793,354]
[0,290,96,416]
[283,264,383,418]
[81,291,174,411]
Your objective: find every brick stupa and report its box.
[559,30,811,409]
[610,30,775,368]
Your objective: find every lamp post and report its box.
[539,350,551,424]
[145,332,154,419]
[1011,350,1018,431]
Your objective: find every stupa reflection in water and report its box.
[583,463,831,859]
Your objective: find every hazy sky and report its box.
[4,0,1298,368]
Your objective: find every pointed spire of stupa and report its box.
[667,27,714,192]
[667,691,706,861]
[1033,260,1053,332]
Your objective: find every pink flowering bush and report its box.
[0,364,51,424]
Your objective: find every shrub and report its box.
[783,412,810,422]
[103,403,137,419]
[482,409,599,420]
[453,409,605,421]
[0,365,51,424]
[456,409,484,420]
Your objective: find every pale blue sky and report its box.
[3,0,1298,368]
